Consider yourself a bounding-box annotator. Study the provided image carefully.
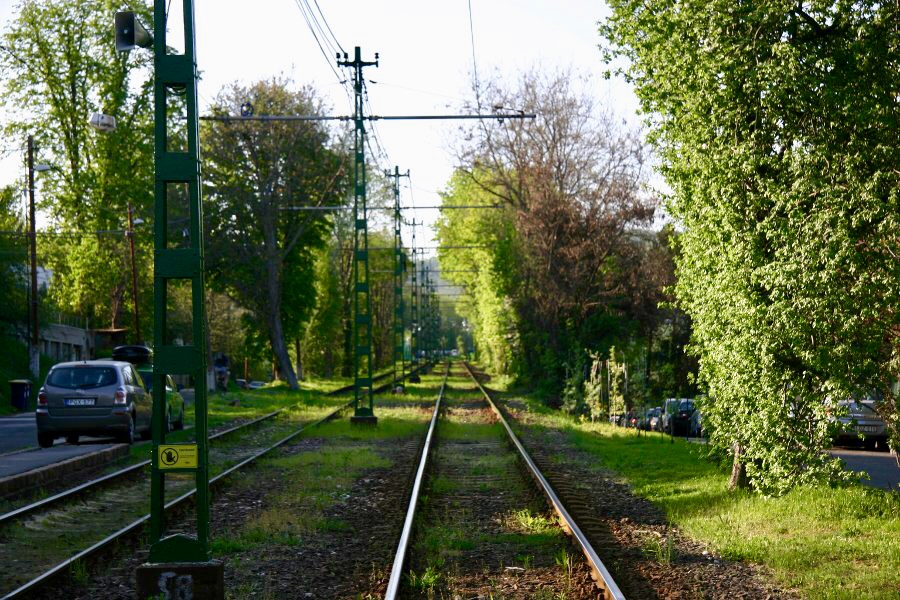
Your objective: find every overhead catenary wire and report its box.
[292,0,345,87]
[312,0,344,54]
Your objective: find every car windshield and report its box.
[847,401,877,415]
[47,366,117,389]
[678,400,694,411]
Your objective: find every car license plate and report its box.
[65,398,96,406]
[856,425,877,434]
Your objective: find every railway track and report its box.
[385,361,624,599]
[0,365,425,600]
[0,365,413,526]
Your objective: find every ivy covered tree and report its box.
[602,1,900,493]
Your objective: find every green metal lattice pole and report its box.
[338,47,378,423]
[149,0,210,563]
[385,166,408,390]
[408,225,420,383]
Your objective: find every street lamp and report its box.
[27,135,52,378]
[126,204,143,344]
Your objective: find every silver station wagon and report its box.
[35,360,151,447]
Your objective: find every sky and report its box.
[0,0,643,248]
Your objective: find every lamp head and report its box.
[88,112,117,132]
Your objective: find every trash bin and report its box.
[8,379,32,412]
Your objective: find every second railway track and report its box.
[0,366,424,599]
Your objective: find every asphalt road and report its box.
[0,413,119,479]
[684,434,898,491]
[829,448,900,491]
[0,413,40,454]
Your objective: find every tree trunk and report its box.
[323,346,333,378]
[294,337,303,381]
[728,443,749,490]
[261,208,298,390]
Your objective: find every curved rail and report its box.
[384,363,449,599]
[461,362,625,600]
[1,400,354,600]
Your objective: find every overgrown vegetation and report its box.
[601,0,900,493]
[505,384,900,599]
[437,72,696,411]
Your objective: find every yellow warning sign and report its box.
[158,444,198,469]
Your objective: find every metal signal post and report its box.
[385,166,409,391]
[408,222,421,383]
[338,47,379,424]
[148,0,212,564]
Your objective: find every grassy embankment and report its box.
[489,373,900,600]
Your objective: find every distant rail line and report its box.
[384,361,624,599]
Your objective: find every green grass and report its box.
[503,387,900,600]
[312,405,432,440]
[212,447,391,555]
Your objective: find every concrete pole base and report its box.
[136,561,224,600]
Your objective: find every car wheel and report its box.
[174,402,185,431]
[37,432,55,448]
[66,434,79,445]
[118,414,136,445]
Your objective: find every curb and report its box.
[0,444,130,500]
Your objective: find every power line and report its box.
[312,0,344,54]
[292,0,347,91]
[467,0,481,108]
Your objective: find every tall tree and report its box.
[0,0,154,329]
[446,69,656,388]
[202,79,348,390]
[602,1,900,493]
[0,186,28,336]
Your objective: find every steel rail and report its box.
[384,363,449,599]
[0,366,420,527]
[0,408,282,527]
[461,362,626,600]
[0,400,354,600]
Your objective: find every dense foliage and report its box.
[601,1,900,493]
[0,0,154,332]
[439,71,695,409]
[202,79,349,389]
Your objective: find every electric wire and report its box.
[467,0,481,108]
[312,0,344,54]
[291,0,347,93]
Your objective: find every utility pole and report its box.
[126,203,141,343]
[385,166,409,391]
[338,47,379,424]
[421,262,430,362]
[26,136,39,378]
[408,225,421,383]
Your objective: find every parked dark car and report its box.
[623,410,639,428]
[671,399,696,436]
[835,397,887,450]
[660,398,682,434]
[641,407,662,431]
[36,360,151,447]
